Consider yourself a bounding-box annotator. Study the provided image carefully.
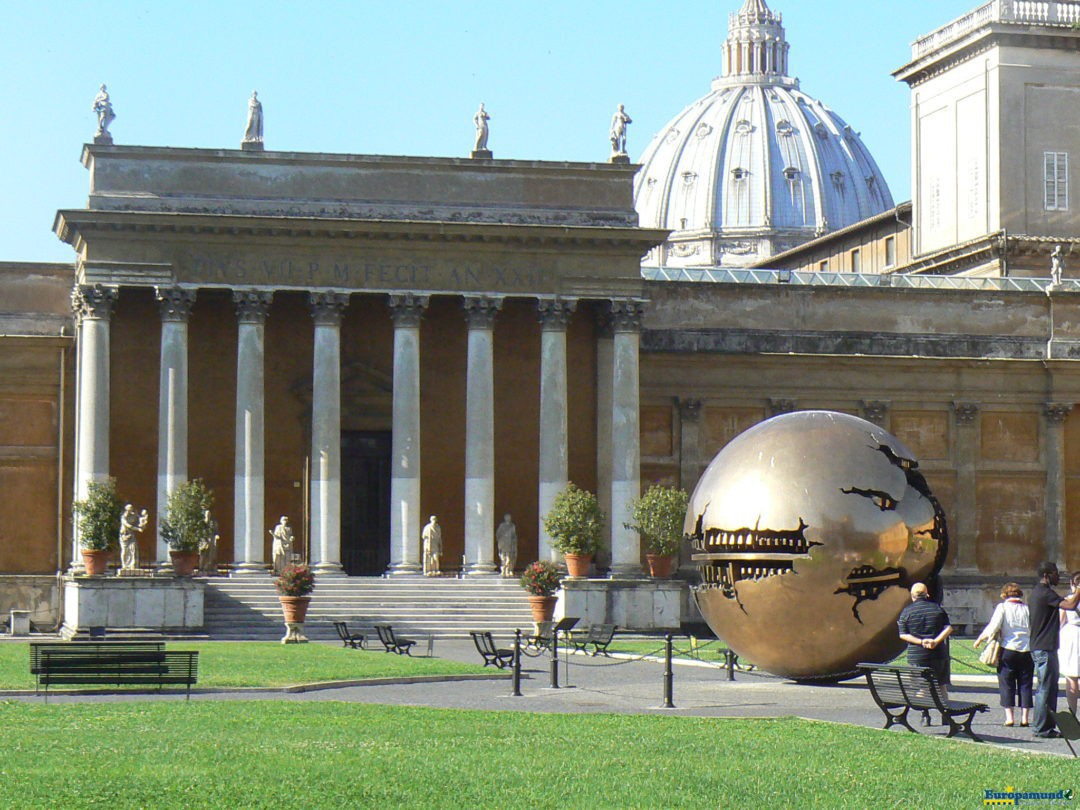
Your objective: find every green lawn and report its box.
[607,636,996,675]
[0,701,1066,809]
[0,642,488,690]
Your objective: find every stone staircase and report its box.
[202,576,536,641]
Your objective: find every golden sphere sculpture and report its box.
[686,411,947,681]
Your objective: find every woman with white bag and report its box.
[1059,571,1080,715]
[975,582,1033,727]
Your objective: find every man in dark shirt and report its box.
[1029,561,1080,738]
[897,582,953,725]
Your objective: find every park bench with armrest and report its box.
[333,621,366,649]
[470,631,514,668]
[858,662,988,741]
[375,624,416,655]
[30,642,198,702]
[571,624,617,657]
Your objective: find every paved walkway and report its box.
[8,636,1074,757]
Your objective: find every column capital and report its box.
[608,299,645,333]
[768,398,796,417]
[596,308,614,339]
[952,401,980,425]
[388,293,430,328]
[72,284,118,321]
[678,397,702,423]
[861,400,890,425]
[309,292,349,326]
[1044,402,1074,425]
[233,289,273,324]
[463,295,503,329]
[537,297,577,330]
[155,286,196,322]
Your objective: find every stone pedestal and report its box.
[9,610,30,636]
[60,576,204,637]
[470,149,493,159]
[557,578,684,631]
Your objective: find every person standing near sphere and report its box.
[1059,571,1080,716]
[897,582,953,726]
[974,582,1033,727]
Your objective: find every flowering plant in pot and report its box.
[72,477,123,575]
[520,560,563,623]
[160,479,214,576]
[626,484,690,578]
[543,482,605,577]
[276,563,315,644]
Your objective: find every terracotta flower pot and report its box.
[170,549,199,576]
[527,594,557,623]
[563,552,593,578]
[646,553,674,578]
[279,595,311,624]
[81,549,110,576]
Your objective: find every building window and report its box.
[818,260,828,272]
[850,249,861,273]
[1045,151,1068,211]
[885,237,896,268]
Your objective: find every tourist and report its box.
[897,581,953,725]
[1059,571,1080,716]
[1029,561,1080,737]
[974,582,1033,727]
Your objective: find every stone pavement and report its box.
[7,635,1074,758]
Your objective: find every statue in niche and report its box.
[271,516,294,574]
[473,103,490,152]
[199,509,219,575]
[610,104,632,155]
[92,84,116,140]
[1051,244,1065,286]
[422,515,442,576]
[243,91,263,145]
[496,514,517,577]
[118,503,149,572]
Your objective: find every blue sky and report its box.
[2,0,976,263]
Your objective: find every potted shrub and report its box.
[72,478,123,575]
[276,563,315,643]
[626,484,690,578]
[543,482,605,577]
[160,479,214,576]
[520,560,563,623]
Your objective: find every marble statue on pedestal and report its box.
[92,84,116,144]
[1052,244,1065,287]
[472,103,491,154]
[610,104,632,156]
[243,91,263,148]
[199,509,219,575]
[422,515,442,576]
[496,514,517,577]
[271,515,294,574]
[118,503,149,572]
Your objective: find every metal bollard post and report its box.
[726,649,736,682]
[663,633,675,708]
[550,629,560,688]
[512,629,523,697]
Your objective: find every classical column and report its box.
[595,313,614,570]
[463,295,502,575]
[232,290,272,575]
[154,287,196,567]
[71,284,118,567]
[861,400,889,428]
[537,298,576,565]
[309,292,349,577]
[677,397,703,572]
[609,299,644,578]
[1045,403,1073,569]
[952,402,980,573]
[388,294,428,575]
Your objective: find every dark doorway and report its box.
[340,431,391,576]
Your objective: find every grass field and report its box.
[0,701,1066,809]
[0,642,488,690]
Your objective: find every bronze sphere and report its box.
[686,410,947,680]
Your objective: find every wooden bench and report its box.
[571,624,617,657]
[469,631,514,669]
[858,662,988,741]
[31,642,198,702]
[333,621,366,649]
[374,624,416,656]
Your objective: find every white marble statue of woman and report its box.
[271,515,293,573]
[243,91,263,145]
[422,515,442,576]
[1051,244,1065,286]
[496,514,517,577]
[92,84,116,139]
[118,503,148,572]
[473,103,490,152]
[610,104,632,155]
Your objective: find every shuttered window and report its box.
[1045,152,1068,211]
